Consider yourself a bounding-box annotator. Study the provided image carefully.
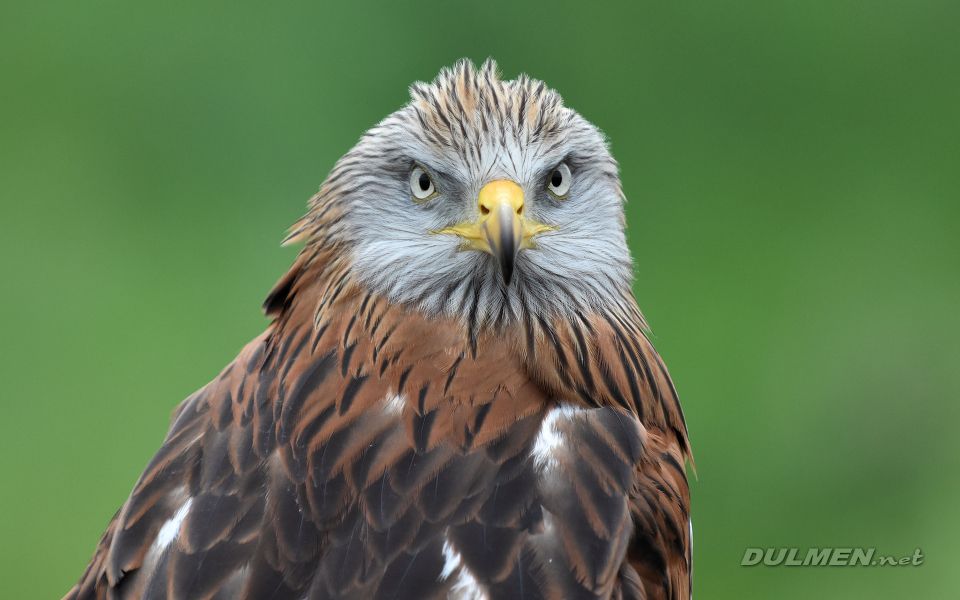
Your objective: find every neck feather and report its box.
[261,244,692,465]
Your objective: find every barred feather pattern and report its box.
[65,59,693,600]
[65,244,691,600]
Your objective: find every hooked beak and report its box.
[433,180,553,286]
[481,198,523,286]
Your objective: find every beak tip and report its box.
[501,264,514,287]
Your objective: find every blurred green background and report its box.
[2,1,958,598]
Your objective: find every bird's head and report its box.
[288,59,633,329]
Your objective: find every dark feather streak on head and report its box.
[283,58,570,246]
[280,58,632,337]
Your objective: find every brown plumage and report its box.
[65,59,692,600]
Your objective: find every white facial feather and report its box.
[328,60,634,326]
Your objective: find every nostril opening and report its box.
[480,205,490,216]
[517,205,523,215]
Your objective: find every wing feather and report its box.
[65,255,692,600]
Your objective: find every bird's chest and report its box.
[261,296,645,598]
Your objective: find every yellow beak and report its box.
[433,180,553,285]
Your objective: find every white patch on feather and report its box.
[440,537,486,600]
[532,404,581,470]
[450,568,485,600]
[380,389,406,416]
[154,497,193,550]
[134,488,190,584]
[440,538,462,580]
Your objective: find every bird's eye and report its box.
[410,166,438,201]
[546,163,571,199]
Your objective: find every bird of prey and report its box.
[65,59,693,600]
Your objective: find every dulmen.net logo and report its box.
[741,548,924,567]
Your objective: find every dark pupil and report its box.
[418,173,431,192]
[551,170,563,188]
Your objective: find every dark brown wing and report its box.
[63,253,548,600]
[520,296,694,600]
[63,351,275,600]
[624,429,691,600]
[65,252,691,600]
